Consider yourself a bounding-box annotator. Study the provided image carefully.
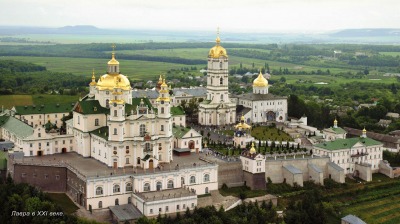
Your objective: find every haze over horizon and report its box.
[1,0,400,33]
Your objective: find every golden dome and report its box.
[161,78,167,87]
[97,74,131,91]
[108,53,119,65]
[209,35,228,58]
[157,74,163,84]
[249,142,256,154]
[253,71,268,87]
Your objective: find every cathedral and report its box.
[68,50,176,169]
[198,34,236,126]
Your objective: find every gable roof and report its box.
[341,215,366,224]
[171,106,185,116]
[14,103,75,115]
[90,126,109,140]
[172,126,191,138]
[74,100,109,115]
[344,127,400,144]
[1,116,33,139]
[314,137,382,151]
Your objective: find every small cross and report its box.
[217,27,220,36]
[111,43,116,52]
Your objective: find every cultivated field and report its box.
[0,94,78,109]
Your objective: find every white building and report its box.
[237,71,288,123]
[198,34,236,126]
[323,119,347,141]
[314,128,383,176]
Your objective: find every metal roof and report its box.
[283,164,302,174]
[328,162,344,172]
[109,204,143,221]
[308,164,323,173]
[2,116,33,139]
[341,215,366,224]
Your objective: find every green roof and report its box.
[1,116,33,139]
[75,100,109,115]
[14,103,75,115]
[325,127,347,134]
[171,106,185,116]
[315,137,382,151]
[0,116,10,127]
[142,154,150,161]
[172,126,191,138]
[90,126,109,140]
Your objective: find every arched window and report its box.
[167,180,174,189]
[143,183,150,192]
[220,94,223,101]
[114,128,117,135]
[98,201,102,208]
[161,107,164,114]
[95,118,99,126]
[190,176,196,184]
[126,183,133,192]
[219,61,222,69]
[161,125,164,131]
[96,187,103,195]
[220,77,223,85]
[181,177,185,185]
[204,174,210,182]
[113,185,120,193]
[205,187,209,194]
[145,142,151,151]
[140,124,146,136]
[106,99,110,108]
[115,198,119,205]
[156,181,162,191]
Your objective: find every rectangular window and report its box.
[192,203,195,208]
[30,151,33,156]
[150,209,153,214]
[44,174,48,179]
[46,142,49,146]
[183,204,186,209]
[30,143,33,147]
[166,206,169,212]
[159,208,162,212]
[55,175,60,180]
[177,205,180,210]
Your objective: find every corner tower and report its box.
[198,29,236,126]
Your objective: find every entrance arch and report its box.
[149,159,154,169]
[266,111,276,121]
[188,141,195,150]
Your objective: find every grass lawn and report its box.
[251,126,293,141]
[379,51,400,57]
[221,130,234,136]
[0,95,33,109]
[3,56,200,80]
[0,94,78,109]
[46,193,79,214]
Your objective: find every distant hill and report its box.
[330,28,400,37]
[56,25,101,34]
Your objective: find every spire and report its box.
[108,43,119,66]
[90,69,97,86]
[216,27,220,45]
[249,142,256,154]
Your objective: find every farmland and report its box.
[0,94,78,109]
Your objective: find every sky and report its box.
[1,0,399,32]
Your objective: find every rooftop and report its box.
[11,152,214,180]
[324,126,346,134]
[14,102,75,115]
[283,164,302,174]
[172,126,191,138]
[171,106,185,116]
[0,116,33,139]
[341,214,366,224]
[109,204,143,221]
[238,93,287,101]
[314,137,382,151]
[135,188,196,202]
